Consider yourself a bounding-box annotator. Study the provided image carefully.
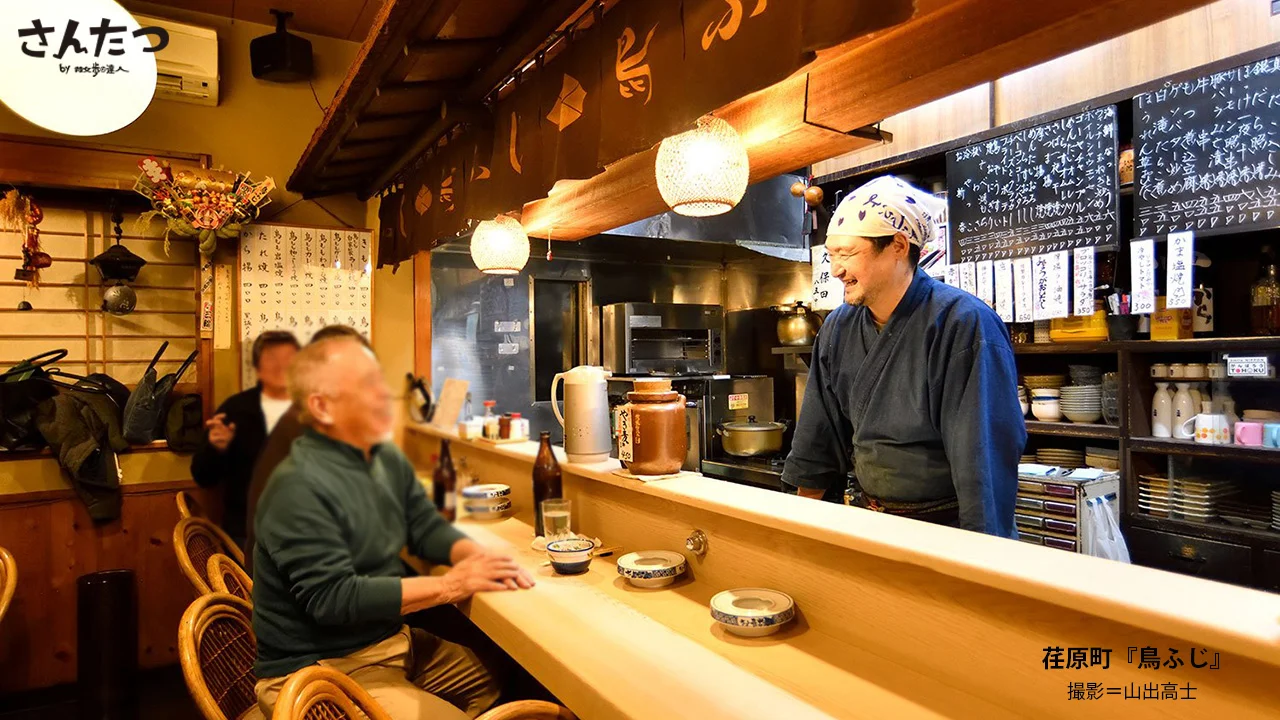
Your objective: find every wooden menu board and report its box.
[1134,55,1280,238]
[946,106,1120,263]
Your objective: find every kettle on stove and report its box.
[551,365,612,463]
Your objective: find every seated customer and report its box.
[191,330,300,547]
[253,335,534,719]
[243,324,370,572]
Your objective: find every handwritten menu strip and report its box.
[1166,231,1195,309]
[239,224,374,390]
[959,262,977,295]
[945,264,961,288]
[810,244,844,311]
[1013,257,1033,323]
[994,259,1014,322]
[1134,56,1280,238]
[976,259,994,308]
[1073,246,1095,317]
[946,106,1120,263]
[1031,253,1069,321]
[1131,239,1156,314]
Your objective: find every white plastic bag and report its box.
[1084,496,1131,563]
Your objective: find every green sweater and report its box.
[252,429,466,678]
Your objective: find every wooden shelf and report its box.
[1124,337,1280,353]
[1126,512,1280,547]
[1013,341,1119,354]
[770,345,813,355]
[1129,437,1280,464]
[1025,421,1120,439]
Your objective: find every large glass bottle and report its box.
[1251,245,1280,335]
[433,440,456,522]
[533,431,563,536]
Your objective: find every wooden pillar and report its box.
[413,251,432,382]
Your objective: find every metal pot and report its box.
[717,415,787,457]
[773,301,822,347]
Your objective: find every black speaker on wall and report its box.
[250,9,313,82]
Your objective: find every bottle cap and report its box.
[484,400,496,407]
[511,412,522,418]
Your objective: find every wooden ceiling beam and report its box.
[375,80,464,99]
[407,38,499,56]
[288,0,466,195]
[520,0,1214,241]
[359,0,590,199]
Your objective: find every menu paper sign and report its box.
[975,260,994,308]
[1166,231,1195,309]
[1013,257,1033,323]
[1073,246,1096,317]
[959,262,977,295]
[616,408,634,463]
[994,259,1014,322]
[1131,238,1156,314]
[945,264,961,288]
[810,244,844,311]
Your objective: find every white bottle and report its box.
[1187,383,1203,412]
[1223,398,1240,441]
[1172,382,1196,440]
[1152,382,1173,438]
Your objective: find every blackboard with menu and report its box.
[946,106,1120,263]
[1134,55,1280,238]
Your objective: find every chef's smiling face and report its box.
[827,233,910,307]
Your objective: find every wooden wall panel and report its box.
[0,483,220,693]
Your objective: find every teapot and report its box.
[551,366,612,463]
[772,301,823,347]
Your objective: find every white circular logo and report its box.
[0,0,158,136]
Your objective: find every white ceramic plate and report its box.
[616,550,687,588]
[710,588,795,637]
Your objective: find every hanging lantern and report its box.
[655,115,749,217]
[470,215,530,274]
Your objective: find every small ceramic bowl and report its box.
[546,538,595,575]
[463,497,512,521]
[710,588,796,637]
[1030,388,1060,399]
[1031,400,1061,422]
[1019,400,1030,418]
[616,550,687,588]
[461,483,511,501]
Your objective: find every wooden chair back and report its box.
[478,701,579,720]
[0,546,15,626]
[208,553,253,602]
[270,665,393,720]
[177,490,205,519]
[180,593,259,720]
[175,516,245,596]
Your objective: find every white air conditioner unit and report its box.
[132,14,219,106]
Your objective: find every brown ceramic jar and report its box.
[617,379,688,476]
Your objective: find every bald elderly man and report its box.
[782,175,1025,537]
[251,336,533,718]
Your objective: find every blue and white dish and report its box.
[710,588,795,637]
[461,483,511,500]
[546,538,595,575]
[462,497,511,521]
[616,550,687,588]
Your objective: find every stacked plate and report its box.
[1034,320,1052,343]
[1217,499,1271,531]
[1273,490,1280,531]
[1059,385,1102,424]
[1019,453,1037,465]
[1084,446,1119,471]
[1036,448,1085,468]
[1139,475,1240,523]
[1024,374,1067,390]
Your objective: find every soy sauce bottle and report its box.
[433,440,456,521]
[533,432,562,536]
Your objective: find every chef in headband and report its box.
[782,175,1025,538]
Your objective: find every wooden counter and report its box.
[406,423,1280,719]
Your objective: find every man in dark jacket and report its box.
[190,330,300,547]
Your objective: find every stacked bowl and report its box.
[1030,388,1061,421]
[1068,365,1103,386]
[1017,386,1029,417]
[1060,385,1102,423]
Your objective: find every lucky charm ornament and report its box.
[133,156,275,257]
[92,207,148,316]
[0,190,51,286]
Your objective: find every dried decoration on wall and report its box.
[134,157,275,256]
[1,189,50,287]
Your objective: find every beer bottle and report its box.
[533,431,562,536]
[434,440,457,521]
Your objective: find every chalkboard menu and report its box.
[1134,55,1280,238]
[946,106,1120,263]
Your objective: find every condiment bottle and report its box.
[1251,245,1280,335]
[499,413,513,439]
[433,440,456,521]
[482,400,499,439]
[533,431,562,537]
[510,412,526,440]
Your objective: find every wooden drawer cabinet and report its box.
[1126,526,1252,585]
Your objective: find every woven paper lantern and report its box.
[655,116,749,217]
[470,215,530,274]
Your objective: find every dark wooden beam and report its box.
[375,80,464,98]
[288,0,466,195]
[407,38,499,56]
[358,103,487,199]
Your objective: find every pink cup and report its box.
[1235,421,1264,446]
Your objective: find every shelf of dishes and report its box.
[1020,446,1118,471]
[1021,366,1118,425]
[1024,421,1121,439]
[1012,337,1280,354]
[1136,473,1280,534]
[1130,437,1280,463]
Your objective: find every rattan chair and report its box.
[208,553,253,602]
[478,701,578,720]
[180,593,263,720]
[0,546,15,626]
[176,516,246,596]
[270,666,393,720]
[177,490,205,519]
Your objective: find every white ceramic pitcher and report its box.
[551,366,612,463]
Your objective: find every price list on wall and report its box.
[239,224,373,389]
[1134,54,1280,238]
[946,106,1120,263]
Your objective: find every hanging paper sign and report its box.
[199,254,215,337]
[945,264,961,288]
[616,407,634,463]
[1073,246,1096,317]
[1049,250,1070,319]
[1131,238,1156,314]
[1013,257,1033,323]
[214,264,233,350]
[810,244,844,310]
[958,262,977,296]
[1166,231,1195,309]
[1032,254,1051,321]
[994,259,1014,322]
[975,260,994,307]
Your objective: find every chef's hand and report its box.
[206,414,236,452]
[444,551,534,601]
